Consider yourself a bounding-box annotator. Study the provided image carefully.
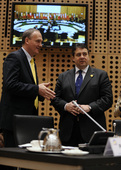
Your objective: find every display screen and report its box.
[11,3,88,47]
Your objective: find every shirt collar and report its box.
[21,47,32,63]
[75,65,89,74]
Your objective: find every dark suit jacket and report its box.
[51,66,113,143]
[0,48,44,131]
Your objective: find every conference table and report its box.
[0,147,121,170]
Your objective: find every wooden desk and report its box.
[0,147,121,170]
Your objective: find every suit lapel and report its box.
[78,66,95,96]
[19,48,35,84]
[68,68,76,96]
[67,67,95,97]
[34,60,38,84]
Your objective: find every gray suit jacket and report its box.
[51,66,113,143]
[0,48,44,131]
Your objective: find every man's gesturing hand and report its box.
[38,82,55,100]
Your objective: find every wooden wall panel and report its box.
[0,54,4,97]
[109,0,121,54]
[0,52,10,98]
[107,54,121,131]
[94,0,108,53]
[0,0,121,131]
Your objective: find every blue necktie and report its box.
[75,70,83,95]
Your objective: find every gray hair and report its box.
[22,28,40,45]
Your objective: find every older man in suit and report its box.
[0,28,55,147]
[51,43,113,146]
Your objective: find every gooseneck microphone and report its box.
[72,100,106,132]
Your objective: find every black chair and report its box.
[73,32,79,39]
[60,33,67,40]
[113,120,121,136]
[13,115,54,146]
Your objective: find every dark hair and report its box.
[72,43,89,56]
[22,28,40,45]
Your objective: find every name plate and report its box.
[104,137,121,156]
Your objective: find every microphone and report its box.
[113,122,116,136]
[72,100,106,132]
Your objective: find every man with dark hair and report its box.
[51,43,113,146]
[0,28,55,147]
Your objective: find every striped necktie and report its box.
[75,70,83,95]
[30,58,38,109]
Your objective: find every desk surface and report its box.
[0,147,121,170]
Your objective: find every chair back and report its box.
[13,115,54,146]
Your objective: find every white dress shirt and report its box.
[75,65,89,82]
